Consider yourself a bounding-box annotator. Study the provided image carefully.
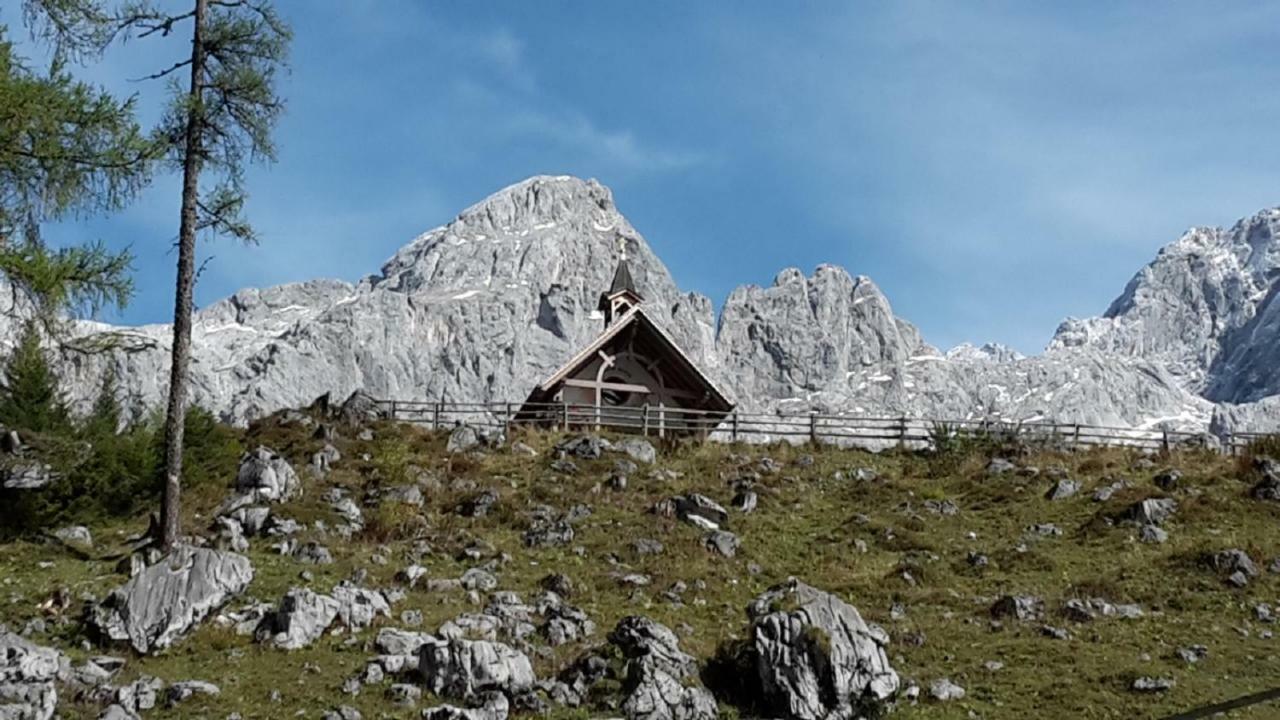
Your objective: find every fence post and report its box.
[732,412,740,443]
[561,402,569,431]
[1161,428,1170,454]
[642,404,650,436]
[432,401,441,430]
[899,416,909,448]
[1072,424,1081,448]
[504,402,512,436]
[809,413,818,445]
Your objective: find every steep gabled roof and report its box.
[608,259,640,299]
[524,306,734,413]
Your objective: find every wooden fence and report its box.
[374,399,1275,455]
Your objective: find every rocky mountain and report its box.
[39,175,1280,435]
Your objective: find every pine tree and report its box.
[0,320,69,433]
[25,0,291,549]
[85,363,121,435]
[0,25,151,321]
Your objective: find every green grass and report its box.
[4,415,1280,719]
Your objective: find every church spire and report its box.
[600,237,643,327]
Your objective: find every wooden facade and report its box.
[518,259,734,436]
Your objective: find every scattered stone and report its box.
[632,539,664,556]
[524,519,575,548]
[1131,677,1175,693]
[1126,498,1177,526]
[91,547,253,654]
[984,660,1004,671]
[556,435,610,460]
[704,530,740,558]
[421,693,510,720]
[1026,523,1062,537]
[458,490,500,518]
[923,498,959,516]
[1139,525,1168,544]
[1045,479,1081,501]
[1177,645,1208,664]
[511,441,537,457]
[53,525,92,546]
[930,678,965,702]
[236,447,301,502]
[747,578,898,719]
[382,485,425,507]
[0,631,63,720]
[448,425,483,454]
[257,588,341,650]
[165,680,220,706]
[460,568,499,592]
[986,458,1017,475]
[966,552,989,569]
[1211,549,1259,587]
[1041,625,1070,640]
[388,682,423,707]
[990,595,1043,622]
[549,459,578,475]
[653,494,728,530]
[2,462,54,490]
[613,438,657,465]
[540,574,574,598]
[731,490,758,513]
[609,616,717,720]
[1153,469,1182,491]
[294,542,334,565]
[321,707,363,720]
[332,583,392,629]
[420,637,535,700]
[312,444,342,475]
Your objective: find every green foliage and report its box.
[0,26,153,241]
[0,238,133,321]
[162,405,242,496]
[1243,434,1280,462]
[0,404,241,537]
[0,320,69,433]
[925,421,1006,475]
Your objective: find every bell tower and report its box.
[599,237,643,328]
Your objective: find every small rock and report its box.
[1139,525,1168,544]
[1131,677,1175,693]
[930,678,965,702]
[1176,645,1208,664]
[986,458,1017,475]
[1153,469,1182,491]
[54,525,93,546]
[704,530,740,558]
[1045,479,1081,501]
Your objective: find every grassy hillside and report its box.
[3,412,1279,719]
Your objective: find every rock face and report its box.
[608,616,717,720]
[91,547,253,654]
[0,632,64,720]
[746,579,898,720]
[37,175,1280,434]
[419,638,536,700]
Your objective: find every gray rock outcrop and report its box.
[608,616,717,720]
[745,579,898,719]
[90,547,253,653]
[27,175,1280,436]
[419,637,536,700]
[0,632,64,720]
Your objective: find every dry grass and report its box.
[4,417,1280,719]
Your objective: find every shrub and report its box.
[0,404,241,538]
[0,321,69,434]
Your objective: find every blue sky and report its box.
[8,1,1280,352]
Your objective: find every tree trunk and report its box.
[159,0,208,552]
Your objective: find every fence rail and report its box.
[374,399,1275,455]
